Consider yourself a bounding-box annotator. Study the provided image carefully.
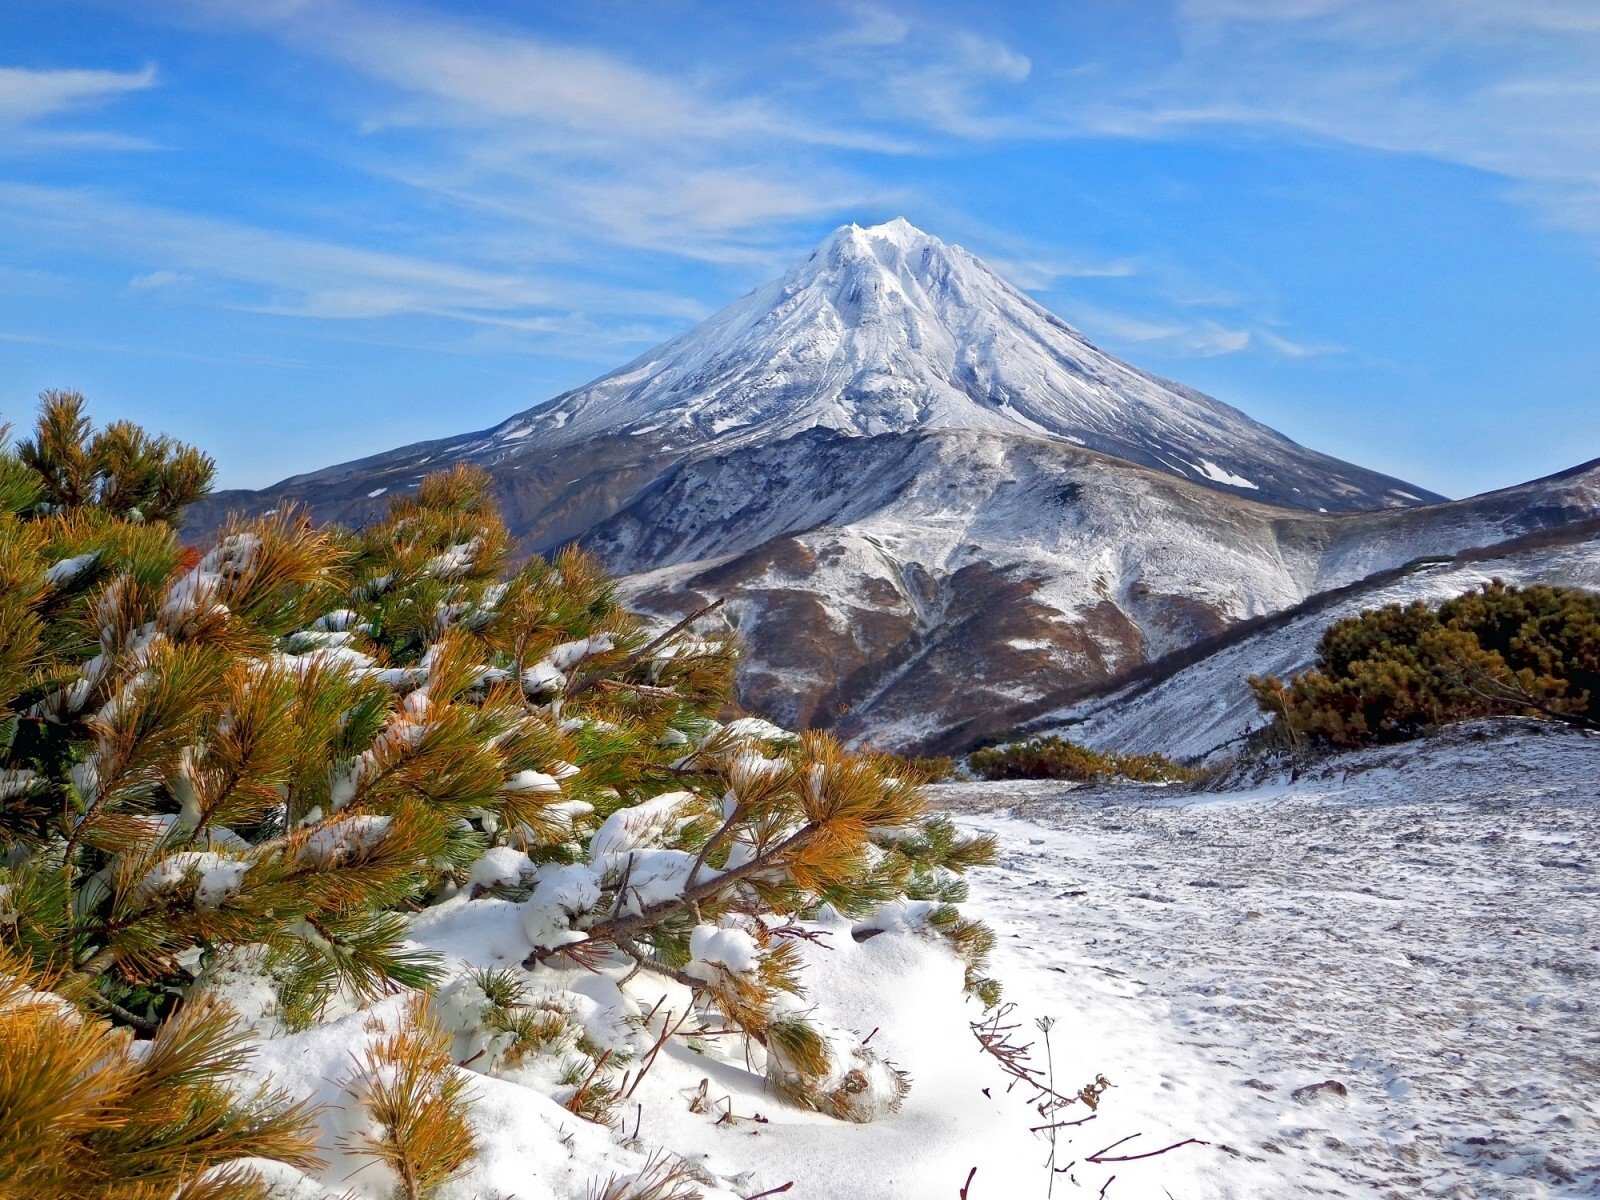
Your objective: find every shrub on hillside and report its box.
[1249,581,1600,749]
[0,392,1003,1194]
[870,752,959,784]
[967,736,1195,783]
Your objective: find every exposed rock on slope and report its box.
[603,444,1600,750]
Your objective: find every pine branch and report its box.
[567,597,724,698]
[527,821,821,966]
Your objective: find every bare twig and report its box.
[612,853,636,920]
[1088,1136,1210,1164]
[623,1003,696,1100]
[764,921,833,947]
[1040,1015,1060,1196]
[1086,1133,1141,1160]
[1030,1113,1097,1133]
[969,1004,1082,1110]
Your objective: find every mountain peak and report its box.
[803,217,962,296]
[865,214,921,236]
[840,216,940,250]
[467,220,1441,512]
[833,216,931,246]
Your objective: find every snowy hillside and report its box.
[609,445,1600,750]
[1013,521,1600,761]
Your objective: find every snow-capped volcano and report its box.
[484,217,1437,512]
[181,218,1598,751]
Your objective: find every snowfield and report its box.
[933,720,1600,1199]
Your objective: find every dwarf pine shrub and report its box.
[1,392,1002,1190]
[968,735,1195,783]
[1249,581,1600,748]
[0,946,320,1199]
[869,751,958,784]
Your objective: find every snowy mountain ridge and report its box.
[603,439,1600,749]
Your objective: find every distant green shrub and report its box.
[876,753,958,784]
[967,736,1195,783]
[1249,580,1600,749]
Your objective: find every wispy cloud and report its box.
[814,5,1036,139]
[247,0,899,152]
[0,63,158,151]
[985,254,1138,290]
[1057,0,1600,247]
[1253,328,1345,359]
[0,63,156,123]
[0,326,308,369]
[0,182,696,353]
[181,0,910,267]
[1061,301,1342,361]
[127,269,190,291]
[825,3,911,50]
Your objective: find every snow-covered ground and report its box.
[226,721,1596,1199]
[932,721,1600,1198]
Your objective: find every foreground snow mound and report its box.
[213,902,1087,1200]
[586,907,1060,1198]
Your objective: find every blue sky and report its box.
[2,1,1598,497]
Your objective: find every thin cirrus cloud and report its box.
[1058,302,1341,361]
[17,0,1582,375]
[816,3,1600,256]
[0,62,156,123]
[109,1,1219,342]
[127,269,190,292]
[0,181,703,353]
[0,62,158,150]
[813,5,1038,140]
[1058,0,1600,247]
[172,0,922,276]
[985,255,1139,290]
[190,0,912,153]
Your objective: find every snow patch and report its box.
[1191,459,1259,489]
